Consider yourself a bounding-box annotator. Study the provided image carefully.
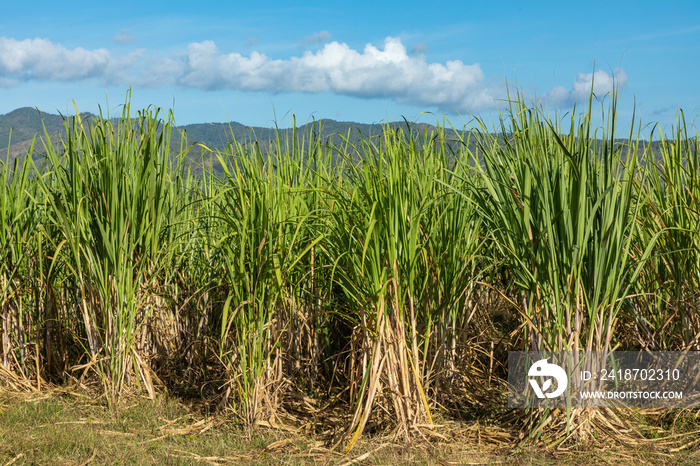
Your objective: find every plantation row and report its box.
[1,95,699,449]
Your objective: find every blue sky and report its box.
[1,0,698,135]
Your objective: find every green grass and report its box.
[0,393,275,465]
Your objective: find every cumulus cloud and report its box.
[546,68,629,106]
[1,35,629,113]
[0,35,498,110]
[155,37,497,110]
[0,37,112,81]
[572,68,628,99]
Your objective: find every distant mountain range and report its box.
[0,107,449,165]
[1,107,667,174]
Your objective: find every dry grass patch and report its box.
[2,391,700,465]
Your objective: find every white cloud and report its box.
[158,37,497,111]
[6,35,633,114]
[0,37,112,81]
[572,68,628,99]
[0,35,498,110]
[545,68,629,106]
